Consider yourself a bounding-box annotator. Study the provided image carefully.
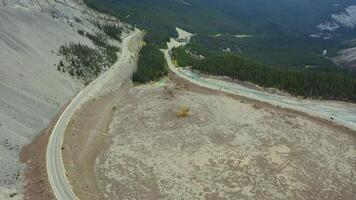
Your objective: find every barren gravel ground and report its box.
[95,77,356,200]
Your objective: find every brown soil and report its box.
[62,84,131,200]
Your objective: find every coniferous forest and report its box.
[85,0,356,102]
[172,46,356,102]
[190,53,356,102]
[132,43,167,83]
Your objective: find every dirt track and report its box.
[62,85,130,200]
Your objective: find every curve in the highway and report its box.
[46,30,140,200]
[163,40,356,132]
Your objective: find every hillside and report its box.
[86,0,356,35]
[0,0,129,199]
[85,0,356,68]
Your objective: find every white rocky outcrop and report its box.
[332,5,356,28]
[333,47,356,70]
[316,5,356,69]
[318,5,356,32]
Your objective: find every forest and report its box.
[172,41,356,102]
[84,0,356,68]
[172,47,195,67]
[58,42,103,84]
[58,25,122,84]
[102,24,122,41]
[83,0,356,102]
[132,42,167,83]
[186,34,347,69]
[185,52,356,102]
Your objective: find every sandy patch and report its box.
[176,27,194,40]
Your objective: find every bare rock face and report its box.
[331,6,356,29]
[333,47,356,70]
[318,5,356,32]
[0,0,127,199]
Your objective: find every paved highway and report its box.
[46,30,140,200]
[163,38,356,131]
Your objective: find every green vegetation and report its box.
[84,1,169,82]
[84,0,178,47]
[85,32,107,46]
[172,47,195,67]
[186,34,350,68]
[58,42,103,84]
[101,24,122,41]
[77,29,85,36]
[83,0,356,102]
[189,53,356,102]
[132,42,167,83]
[84,0,356,68]
[84,0,356,36]
[58,27,122,84]
[84,31,120,66]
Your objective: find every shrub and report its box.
[176,106,190,118]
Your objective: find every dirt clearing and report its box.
[94,77,356,200]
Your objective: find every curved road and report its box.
[163,39,356,131]
[46,30,141,200]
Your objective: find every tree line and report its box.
[191,53,356,102]
[58,42,103,84]
[172,47,195,67]
[132,40,167,83]
[57,26,123,84]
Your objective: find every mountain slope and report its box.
[0,0,127,199]
[86,0,356,35]
[85,0,356,68]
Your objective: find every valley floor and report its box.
[64,72,356,199]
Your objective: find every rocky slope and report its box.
[318,5,356,33]
[333,47,356,70]
[0,0,128,199]
[317,4,356,70]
